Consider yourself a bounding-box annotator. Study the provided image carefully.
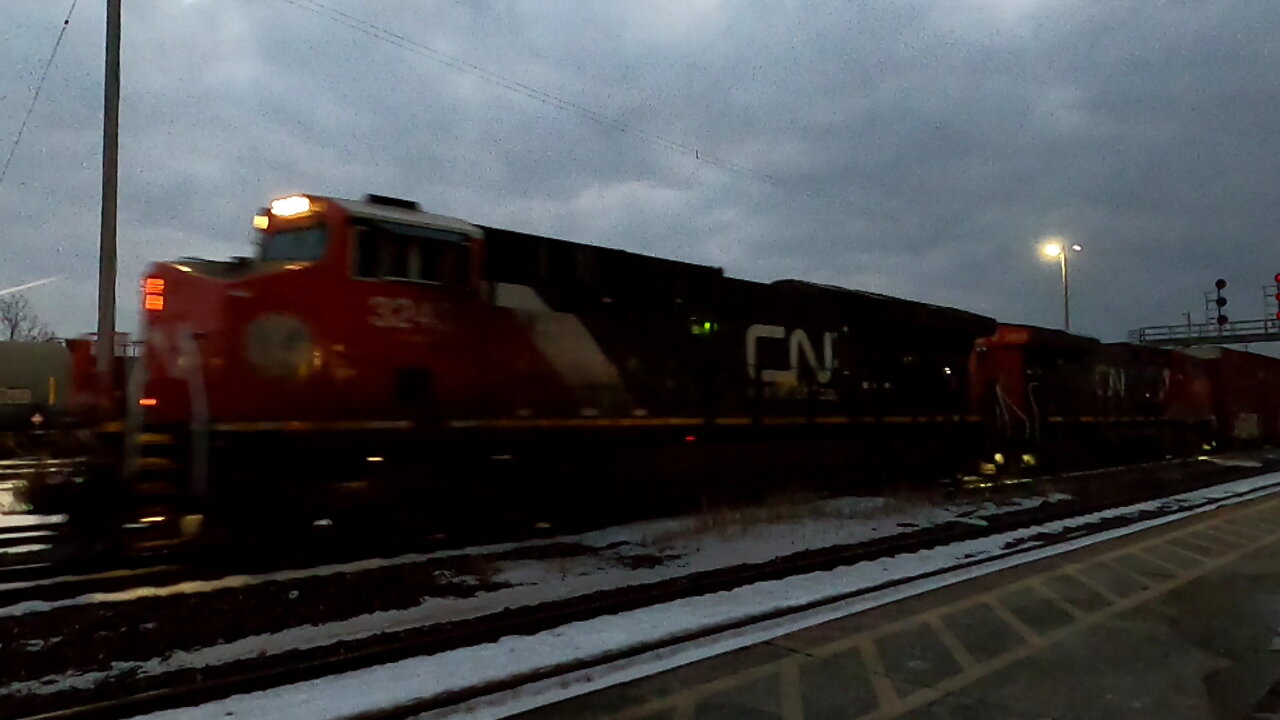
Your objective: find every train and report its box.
[10,192,1280,538]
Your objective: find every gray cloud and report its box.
[2,0,1278,344]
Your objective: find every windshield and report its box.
[259,226,328,262]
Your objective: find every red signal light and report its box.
[1274,272,1280,284]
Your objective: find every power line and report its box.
[0,0,80,190]
[277,0,778,185]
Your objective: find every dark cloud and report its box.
[2,0,1278,343]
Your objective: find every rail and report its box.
[1128,317,1280,346]
[15,455,1279,720]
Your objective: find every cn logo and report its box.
[1095,365,1126,398]
[746,324,836,384]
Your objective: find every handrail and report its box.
[1128,317,1280,345]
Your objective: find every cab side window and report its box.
[353,221,470,285]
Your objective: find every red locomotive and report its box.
[124,193,995,529]
[18,192,1280,537]
[970,324,1217,474]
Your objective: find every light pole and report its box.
[1040,239,1082,332]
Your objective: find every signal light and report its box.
[138,397,158,407]
[1214,278,1228,326]
[1274,272,1280,284]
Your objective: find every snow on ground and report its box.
[0,481,61,554]
[1,487,1070,700]
[0,488,1062,618]
[135,470,1280,720]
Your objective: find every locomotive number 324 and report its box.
[367,296,445,330]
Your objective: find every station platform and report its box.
[515,492,1280,720]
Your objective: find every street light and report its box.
[1040,238,1082,332]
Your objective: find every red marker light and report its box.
[684,435,697,443]
[143,276,165,311]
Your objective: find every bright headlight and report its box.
[269,195,312,218]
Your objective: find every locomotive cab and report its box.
[139,194,486,427]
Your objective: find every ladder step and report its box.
[131,480,179,497]
[136,457,178,471]
[137,433,176,446]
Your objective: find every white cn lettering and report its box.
[790,329,834,385]
[746,324,835,385]
[746,324,786,380]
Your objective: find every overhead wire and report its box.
[0,0,80,190]
[277,0,778,185]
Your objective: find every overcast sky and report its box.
[2,0,1278,342]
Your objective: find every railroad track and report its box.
[11,453,1279,720]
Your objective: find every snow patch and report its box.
[133,470,1280,720]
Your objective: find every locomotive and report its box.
[971,324,1218,476]
[119,193,996,531]
[14,192,1280,538]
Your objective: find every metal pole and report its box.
[1061,251,1070,332]
[96,0,121,406]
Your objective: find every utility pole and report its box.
[96,0,120,404]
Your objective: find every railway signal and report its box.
[1215,278,1229,326]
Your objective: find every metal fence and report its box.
[1128,317,1280,346]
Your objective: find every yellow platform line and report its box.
[1061,568,1124,604]
[984,599,1045,647]
[1030,580,1087,620]
[860,639,904,714]
[1165,536,1219,559]
[1157,542,1211,565]
[1202,523,1262,543]
[779,661,804,720]
[597,494,1280,720]
[926,615,978,671]
[1131,549,1185,575]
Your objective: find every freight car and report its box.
[96,193,997,532]
[0,342,69,431]
[1184,346,1280,448]
[970,324,1215,474]
[0,341,76,461]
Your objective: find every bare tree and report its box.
[0,294,55,342]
